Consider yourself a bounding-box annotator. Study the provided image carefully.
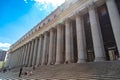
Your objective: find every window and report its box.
[100,7,107,16]
[48,19,50,22]
[43,23,45,26]
[39,26,41,29]
[54,15,56,18]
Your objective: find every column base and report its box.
[55,62,61,65]
[35,64,39,67]
[94,57,106,62]
[77,59,86,63]
[47,61,52,65]
[41,62,44,65]
[47,63,50,65]
[65,60,72,64]
[48,62,54,65]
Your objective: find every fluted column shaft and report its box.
[106,0,120,59]
[28,40,34,67]
[55,25,64,64]
[88,3,106,61]
[42,32,49,65]
[10,53,13,68]
[20,46,24,66]
[17,48,21,66]
[11,53,15,68]
[25,42,31,66]
[15,50,18,67]
[32,37,38,66]
[76,13,87,63]
[48,28,56,65]
[14,51,18,67]
[23,44,27,66]
[19,47,23,66]
[21,45,26,66]
[65,19,74,63]
[16,51,19,67]
[36,35,43,66]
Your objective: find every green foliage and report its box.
[2,61,6,68]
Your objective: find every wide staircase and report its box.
[1,61,120,79]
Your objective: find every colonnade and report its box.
[8,0,120,68]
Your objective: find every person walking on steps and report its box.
[19,67,23,78]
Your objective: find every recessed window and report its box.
[100,7,107,16]
[43,23,45,26]
[48,19,50,22]
[39,26,41,29]
[54,15,56,18]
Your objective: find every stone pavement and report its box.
[1,61,120,80]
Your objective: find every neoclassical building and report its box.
[7,0,120,68]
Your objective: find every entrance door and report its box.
[97,4,119,61]
[87,50,94,62]
[108,47,119,60]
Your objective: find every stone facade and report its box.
[7,0,120,68]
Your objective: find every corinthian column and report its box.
[36,35,43,66]
[106,0,120,59]
[28,40,34,67]
[23,44,27,66]
[75,13,87,63]
[25,42,31,66]
[41,32,49,65]
[20,46,24,66]
[17,48,21,66]
[55,24,64,64]
[65,19,74,63]
[88,2,106,61]
[32,37,39,66]
[48,28,56,65]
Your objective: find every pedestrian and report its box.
[27,70,33,76]
[19,67,23,77]
[24,71,28,75]
[3,68,7,73]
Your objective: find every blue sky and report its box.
[0,0,65,50]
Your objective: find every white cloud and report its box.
[0,42,11,51]
[24,0,28,3]
[24,0,65,12]
[34,0,65,8]
[34,0,65,14]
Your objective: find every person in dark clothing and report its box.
[3,68,7,73]
[19,67,23,77]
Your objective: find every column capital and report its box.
[49,28,56,32]
[56,23,63,30]
[87,1,96,10]
[43,31,49,36]
[31,38,35,42]
[34,36,39,40]
[75,11,83,18]
[65,17,71,23]
[39,34,43,38]
[58,23,64,26]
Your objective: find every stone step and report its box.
[0,61,120,79]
